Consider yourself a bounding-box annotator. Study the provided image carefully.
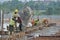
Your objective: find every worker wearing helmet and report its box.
[12,9,20,31]
[31,19,35,26]
[34,19,39,26]
[17,17,22,31]
[13,9,19,18]
[42,18,48,27]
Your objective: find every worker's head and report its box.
[14,12,17,14]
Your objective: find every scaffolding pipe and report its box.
[1,10,4,40]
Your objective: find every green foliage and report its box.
[0,1,60,15]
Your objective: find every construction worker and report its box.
[17,17,22,31]
[34,19,39,26]
[12,9,20,31]
[31,19,35,26]
[9,17,15,35]
[42,18,48,27]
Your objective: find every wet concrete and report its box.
[31,26,60,36]
[0,15,60,40]
[0,25,60,40]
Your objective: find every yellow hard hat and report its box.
[15,9,18,13]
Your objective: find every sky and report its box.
[0,0,59,2]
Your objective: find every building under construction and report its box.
[0,0,60,40]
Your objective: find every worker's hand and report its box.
[14,25,15,28]
[16,17,18,20]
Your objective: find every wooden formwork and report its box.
[30,36,60,40]
[0,22,57,40]
[25,26,42,34]
[7,32,25,40]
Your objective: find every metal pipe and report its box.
[1,10,4,40]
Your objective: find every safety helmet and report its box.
[15,9,18,13]
[43,18,47,20]
[42,18,47,21]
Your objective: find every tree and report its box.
[47,7,53,15]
